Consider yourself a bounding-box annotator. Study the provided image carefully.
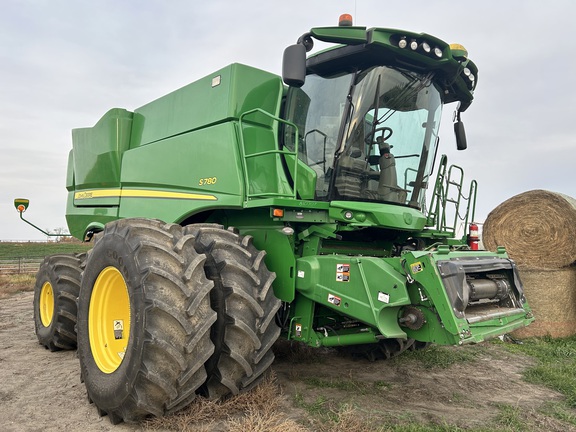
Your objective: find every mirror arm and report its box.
[17,210,72,238]
[296,33,314,52]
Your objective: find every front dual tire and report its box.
[76,219,281,424]
[77,219,217,423]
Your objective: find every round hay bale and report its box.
[512,267,576,338]
[483,190,576,269]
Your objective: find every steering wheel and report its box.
[366,126,393,145]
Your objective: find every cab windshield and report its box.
[284,66,442,209]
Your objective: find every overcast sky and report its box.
[1,0,574,241]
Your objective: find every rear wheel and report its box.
[77,219,216,424]
[34,254,84,351]
[185,224,281,399]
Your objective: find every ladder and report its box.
[427,155,477,238]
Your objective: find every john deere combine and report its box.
[23,15,533,424]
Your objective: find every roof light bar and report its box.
[391,34,444,59]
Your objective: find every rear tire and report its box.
[185,224,281,399]
[34,253,84,351]
[77,218,216,423]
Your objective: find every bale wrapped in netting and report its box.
[482,190,576,269]
[512,266,576,338]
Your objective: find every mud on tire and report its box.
[77,218,216,424]
[34,253,84,351]
[185,224,281,399]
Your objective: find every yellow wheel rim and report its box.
[39,281,55,327]
[89,266,131,374]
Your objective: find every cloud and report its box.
[1,0,575,240]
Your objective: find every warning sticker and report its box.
[378,292,390,304]
[114,320,124,340]
[410,262,424,274]
[328,294,341,306]
[336,263,350,282]
[295,323,302,338]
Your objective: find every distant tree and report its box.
[46,227,71,243]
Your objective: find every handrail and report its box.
[426,155,478,238]
[238,108,300,201]
[426,154,448,229]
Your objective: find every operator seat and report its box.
[334,147,366,199]
[377,144,406,203]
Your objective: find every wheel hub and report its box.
[88,266,131,374]
[39,281,55,327]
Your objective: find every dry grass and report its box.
[0,274,35,299]
[143,372,308,432]
[311,404,385,432]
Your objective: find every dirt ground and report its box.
[0,291,573,431]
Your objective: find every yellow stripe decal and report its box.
[74,189,217,201]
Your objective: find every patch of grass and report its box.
[314,404,387,432]
[0,274,36,299]
[392,345,486,369]
[540,401,576,427]
[382,424,467,432]
[304,377,389,395]
[373,380,392,390]
[492,403,528,431]
[497,336,576,407]
[306,405,510,432]
[525,364,576,406]
[293,392,329,418]
[0,241,91,259]
[292,367,575,432]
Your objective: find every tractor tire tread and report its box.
[184,224,281,400]
[77,218,216,424]
[34,253,84,351]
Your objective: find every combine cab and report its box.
[21,14,533,424]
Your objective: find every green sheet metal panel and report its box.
[71,108,133,200]
[65,196,118,239]
[130,63,283,148]
[121,123,244,197]
[118,122,245,222]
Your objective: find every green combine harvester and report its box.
[18,14,533,424]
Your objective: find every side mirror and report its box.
[453,108,467,151]
[14,198,29,213]
[282,44,306,88]
[454,120,467,151]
